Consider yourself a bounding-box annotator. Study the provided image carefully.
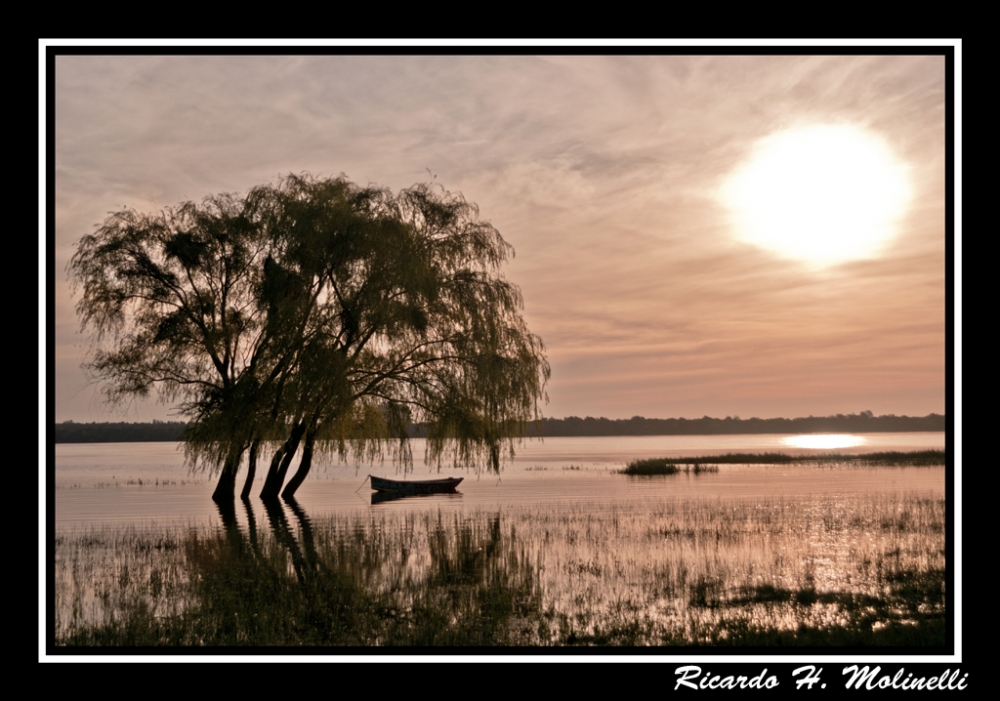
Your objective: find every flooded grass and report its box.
[621,459,721,475]
[620,451,945,475]
[54,490,945,647]
[622,451,944,474]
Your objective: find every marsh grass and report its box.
[621,459,721,475]
[60,479,201,490]
[55,491,945,647]
[620,451,944,475]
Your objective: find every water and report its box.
[51,433,948,645]
[53,433,945,528]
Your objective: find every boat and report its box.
[369,475,463,494]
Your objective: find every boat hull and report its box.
[369,475,463,494]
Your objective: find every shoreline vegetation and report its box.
[54,411,945,444]
[621,451,947,475]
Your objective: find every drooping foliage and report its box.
[69,174,550,500]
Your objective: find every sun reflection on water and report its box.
[782,434,867,450]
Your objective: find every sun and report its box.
[720,124,912,267]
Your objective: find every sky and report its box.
[48,47,954,423]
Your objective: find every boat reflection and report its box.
[371,489,464,505]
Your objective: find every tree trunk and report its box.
[261,448,284,497]
[272,432,302,493]
[211,443,244,503]
[260,422,306,500]
[240,437,261,500]
[281,427,317,499]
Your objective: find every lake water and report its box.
[52,432,948,646]
[53,433,946,528]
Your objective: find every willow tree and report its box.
[69,173,549,502]
[253,174,551,499]
[68,192,282,501]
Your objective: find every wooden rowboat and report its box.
[369,475,463,494]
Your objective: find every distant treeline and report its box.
[516,412,945,437]
[54,420,191,444]
[54,411,944,444]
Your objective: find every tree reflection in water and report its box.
[171,496,544,646]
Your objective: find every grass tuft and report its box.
[621,459,721,475]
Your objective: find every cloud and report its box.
[51,53,948,421]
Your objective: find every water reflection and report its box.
[371,490,464,505]
[174,497,539,646]
[782,434,866,449]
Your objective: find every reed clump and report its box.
[620,459,720,475]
